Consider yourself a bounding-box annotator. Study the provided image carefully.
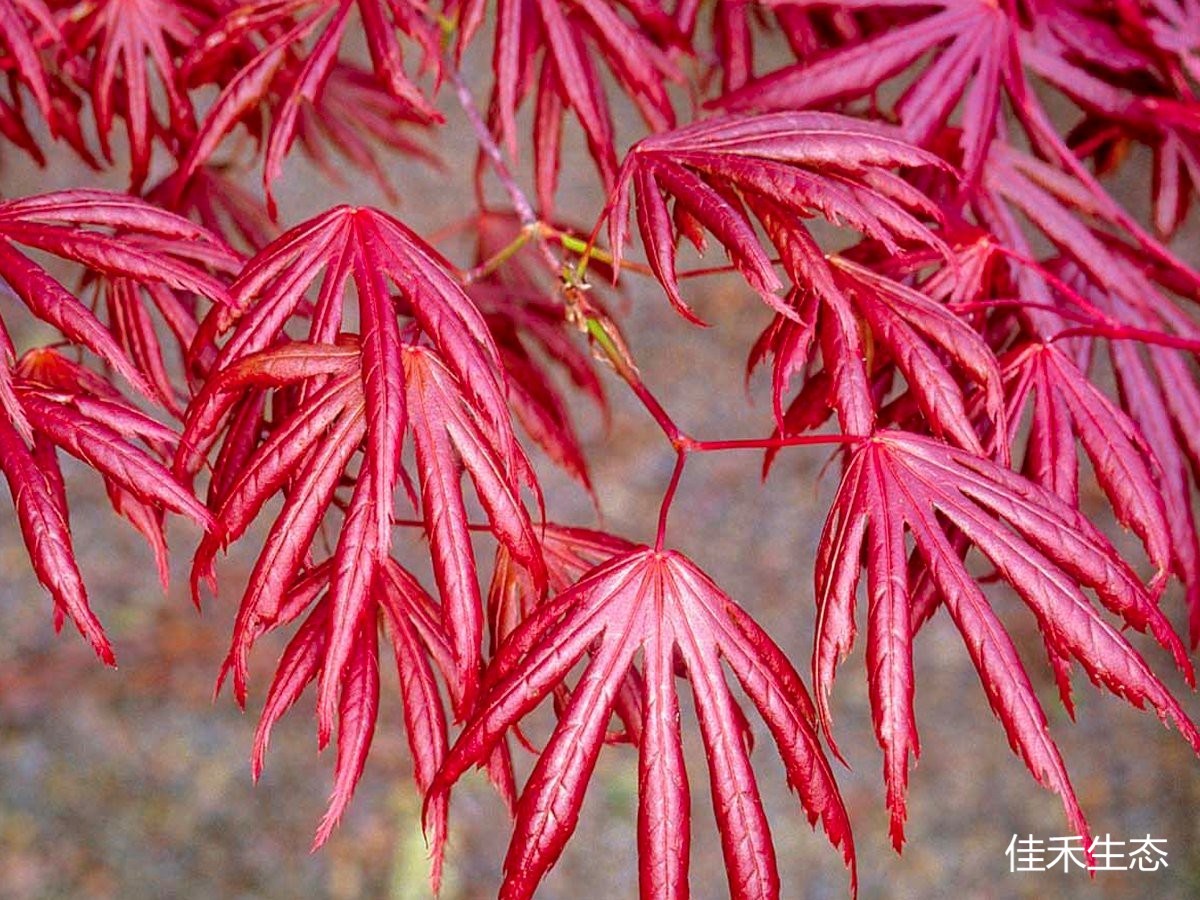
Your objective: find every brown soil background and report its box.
[2,25,1200,900]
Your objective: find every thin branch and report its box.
[691,434,862,452]
[655,450,688,551]
[444,57,561,274]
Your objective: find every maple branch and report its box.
[650,434,863,548]
[538,225,653,278]
[392,517,493,532]
[691,435,861,452]
[580,303,684,445]
[444,55,562,276]
[655,450,688,551]
[462,227,533,284]
[446,63,535,229]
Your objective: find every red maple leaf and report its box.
[816,430,1200,848]
[433,546,855,899]
[0,345,211,664]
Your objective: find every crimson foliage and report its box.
[1,0,1200,896]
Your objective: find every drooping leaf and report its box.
[178,206,546,721]
[244,554,455,888]
[0,190,235,403]
[608,112,948,332]
[0,347,211,664]
[486,0,682,213]
[60,0,206,188]
[433,547,855,899]
[179,0,442,209]
[750,249,1005,448]
[1000,341,1172,584]
[719,0,1020,182]
[816,430,1200,848]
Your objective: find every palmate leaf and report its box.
[0,347,211,665]
[816,430,1200,849]
[674,0,866,95]
[488,522,634,650]
[970,147,1200,631]
[750,249,1005,448]
[976,140,1200,307]
[1000,341,1172,585]
[252,567,388,847]
[185,339,544,717]
[0,0,60,125]
[59,0,208,189]
[0,190,235,403]
[292,62,439,203]
[719,0,1019,182]
[148,164,278,255]
[187,336,528,856]
[608,112,948,333]
[433,547,855,900]
[1029,0,1200,237]
[753,228,1011,461]
[180,205,546,722]
[178,0,441,209]
[242,553,454,882]
[485,0,682,214]
[487,523,648,745]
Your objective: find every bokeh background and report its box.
[2,21,1200,900]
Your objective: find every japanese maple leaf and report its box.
[179,207,547,715]
[0,345,211,665]
[816,430,1200,849]
[180,204,521,493]
[149,164,278,254]
[1048,262,1200,644]
[675,0,867,94]
[748,249,1005,447]
[717,0,1022,182]
[91,270,231,417]
[1108,337,1200,644]
[0,0,60,126]
[182,337,521,857]
[487,523,647,744]
[0,190,234,403]
[1108,0,1200,88]
[185,340,540,715]
[59,0,207,188]
[433,547,855,900]
[1021,28,1200,238]
[976,141,1200,306]
[752,228,1011,459]
[1000,341,1172,587]
[292,62,439,204]
[608,112,948,331]
[970,151,1200,628]
[179,0,441,209]
[241,552,454,873]
[486,0,682,213]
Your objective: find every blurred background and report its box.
[2,20,1200,900]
